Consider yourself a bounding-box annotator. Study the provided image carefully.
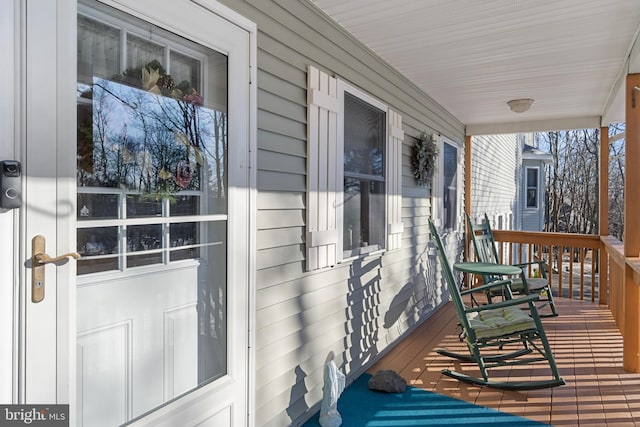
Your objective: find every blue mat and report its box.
[302,374,549,426]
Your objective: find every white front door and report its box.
[22,1,254,425]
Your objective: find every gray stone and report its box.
[367,370,407,393]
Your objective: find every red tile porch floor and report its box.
[368,298,640,426]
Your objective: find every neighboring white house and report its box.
[470,133,519,231]
[470,133,551,233]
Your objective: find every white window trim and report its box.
[337,78,390,261]
[433,135,464,233]
[525,166,540,210]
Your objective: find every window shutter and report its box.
[386,109,404,251]
[306,65,340,270]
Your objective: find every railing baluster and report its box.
[518,243,523,269]
[568,246,574,299]
[579,247,585,301]
[558,246,563,299]
[547,244,554,291]
[591,248,597,303]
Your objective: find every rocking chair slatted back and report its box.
[465,213,558,317]
[429,218,564,390]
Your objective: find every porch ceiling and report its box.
[310,0,640,135]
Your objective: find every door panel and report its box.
[23,1,251,426]
[77,267,203,422]
[77,321,131,426]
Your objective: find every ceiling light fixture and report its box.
[507,98,534,113]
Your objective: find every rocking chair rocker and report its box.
[429,219,564,390]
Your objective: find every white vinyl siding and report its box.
[215,1,466,426]
[470,134,519,228]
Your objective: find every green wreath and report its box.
[412,132,439,187]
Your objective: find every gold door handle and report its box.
[33,252,81,264]
[31,235,81,303]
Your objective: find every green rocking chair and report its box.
[429,219,564,390]
[466,213,558,317]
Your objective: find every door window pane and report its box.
[77,15,120,85]
[170,195,199,216]
[170,51,201,93]
[77,193,119,220]
[126,195,162,218]
[76,6,229,268]
[127,34,164,74]
[77,226,119,274]
[170,222,200,261]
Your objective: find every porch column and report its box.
[623,73,640,372]
[465,134,472,261]
[599,126,609,305]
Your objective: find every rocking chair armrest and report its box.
[460,279,512,296]
[465,293,540,313]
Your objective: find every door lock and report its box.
[31,235,80,303]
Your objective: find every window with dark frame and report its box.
[342,92,386,257]
[442,142,458,230]
[526,167,539,208]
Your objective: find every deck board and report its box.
[368,298,640,426]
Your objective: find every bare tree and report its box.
[537,127,624,240]
[608,124,625,240]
